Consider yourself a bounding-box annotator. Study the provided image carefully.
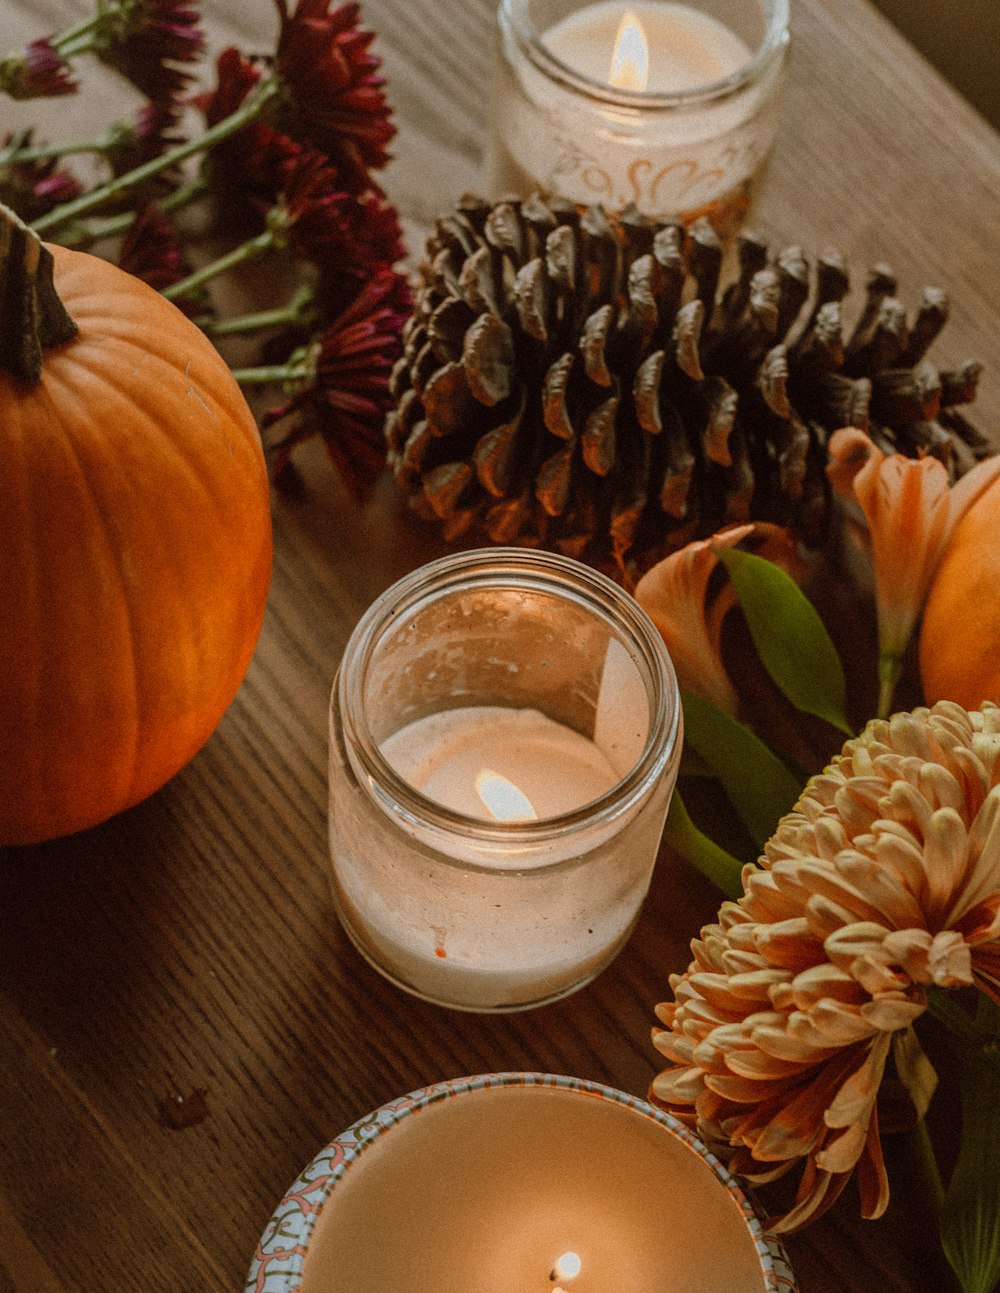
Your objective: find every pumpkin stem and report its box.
[0,201,77,384]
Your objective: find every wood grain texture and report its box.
[2,0,999,1290]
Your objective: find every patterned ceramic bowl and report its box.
[246,1072,797,1293]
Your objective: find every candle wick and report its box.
[549,1251,582,1283]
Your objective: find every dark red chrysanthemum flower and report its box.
[193,45,262,126]
[106,98,187,176]
[116,201,198,309]
[307,188,408,318]
[208,123,304,241]
[195,53,302,226]
[340,189,406,275]
[0,135,82,220]
[263,266,411,496]
[274,0,396,193]
[100,0,204,100]
[272,147,353,257]
[27,166,82,208]
[0,37,76,99]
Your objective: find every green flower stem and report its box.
[47,1,155,59]
[877,651,903,720]
[30,75,281,236]
[927,987,992,1048]
[61,176,211,247]
[49,5,116,55]
[0,135,113,166]
[662,790,745,900]
[940,1018,1000,1293]
[6,171,208,253]
[912,1114,946,1218]
[161,228,275,302]
[53,31,111,60]
[230,362,310,386]
[197,286,315,337]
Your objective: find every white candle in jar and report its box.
[486,0,789,233]
[327,549,682,1013]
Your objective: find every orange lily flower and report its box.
[634,524,752,714]
[634,522,803,715]
[827,428,1000,717]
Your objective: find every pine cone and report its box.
[385,194,986,583]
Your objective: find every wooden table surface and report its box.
[3,1,1000,1290]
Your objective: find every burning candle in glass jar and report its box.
[327,550,682,1013]
[486,0,789,237]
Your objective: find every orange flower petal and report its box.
[816,1121,867,1172]
[855,1108,891,1220]
[633,525,753,713]
[650,1065,704,1104]
[826,431,1000,661]
[823,1033,890,1129]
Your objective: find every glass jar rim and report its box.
[335,547,682,847]
[499,0,790,110]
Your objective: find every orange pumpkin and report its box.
[919,473,1000,710]
[0,208,272,845]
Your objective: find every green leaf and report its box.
[662,789,745,900]
[716,546,853,735]
[680,688,803,849]
[679,744,714,778]
[940,995,1000,1293]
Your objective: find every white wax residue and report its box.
[381,707,620,821]
[544,0,752,94]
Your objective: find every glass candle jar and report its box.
[484,0,790,238]
[328,548,682,1012]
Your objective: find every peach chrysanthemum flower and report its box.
[826,428,1000,716]
[634,523,804,715]
[651,701,1000,1233]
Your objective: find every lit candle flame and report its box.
[608,11,649,91]
[474,769,538,821]
[550,1251,582,1286]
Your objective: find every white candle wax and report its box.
[544,0,751,93]
[329,699,670,1010]
[381,706,620,820]
[329,709,669,1008]
[292,1081,786,1292]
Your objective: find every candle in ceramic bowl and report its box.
[327,549,682,1012]
[485,0,789,238]
[246,1074,798,1293]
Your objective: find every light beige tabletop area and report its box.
[2,1,999,1290]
